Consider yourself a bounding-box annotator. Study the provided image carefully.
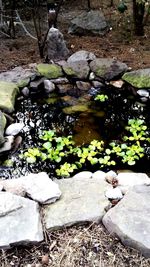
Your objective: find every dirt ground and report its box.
[0,1,150,266]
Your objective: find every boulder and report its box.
[44,175,111,230]
[122,68,150,88]
[0,66,35,88]
[62,60,90,79]
[0,81,19,113]
[46,27,69,61]
[103,185,150,257]
[0,136,14,153]
[68,10,108,36]
[36,64,63,79]
[0,192,43,248]
[67,50,96,63]
[90,58,128,81]
[0,111,6,146]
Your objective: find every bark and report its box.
[133,0,145,36]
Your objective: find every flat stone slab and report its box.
[44,176,111,230]
[0,66,35,87]
[103,185,150,257]
[36,64,63,79]
[122,68,150,88]
[0,81,19,113]
[0,192,43,249]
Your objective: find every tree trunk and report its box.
[133,0,145,36]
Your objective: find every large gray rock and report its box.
[68,10,108,36]
[103,185,150,257]
[90,58,128,81]
[46,27,69,61]
[0,66,35,87]
[67,50,96,63]
[0,81,19,113]
[0,192,43,248]
[44,175,111,230]
[0,111,6,146]
[122,68,150,88]
[62,60,90,79]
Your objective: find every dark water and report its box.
[0,83,150,179]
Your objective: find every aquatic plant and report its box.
[94,94,108,102]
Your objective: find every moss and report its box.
[36,64,63,79]
[62,66,77,76]
[0,81,19,113]
[94,66,107,78]
[122,70,150,88]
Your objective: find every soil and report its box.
[0,1,150,266]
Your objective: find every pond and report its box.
[0,81,150,179]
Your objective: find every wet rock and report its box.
[122,68,150,88]
[0,66,35,87]
[36,64,63,79]
[0,111,6,146]
[46,27,69,61]
[68,10,108,36]
[105,187,123,200]
[67,50,96,63]
[0,136,14,153]
[44,175,111,230]
[90,58,128,81]
[11,135,22,154]
[5,123,24,136]
[0,192,43,248]
[62,60,90,79]
[103,185,150,257]
[76,81,91,91]
[0,81,19,113]
[137,89,149,98]
[44,80,55,94]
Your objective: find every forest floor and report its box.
[0,1,150,266]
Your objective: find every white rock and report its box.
[92,170,106,180]
[23,172,61,204]
[44,80,55,94]
[137,89,149,98]
[105,187,123,200]
[72,171,93,179]
[5,123,24,136]
[0,136,14,153]
[105,170,117,183]
[117,173,150,187]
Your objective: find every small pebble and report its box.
[5,123,24,136]
[105,170,117,184]
[105,187,123,200]
[41,254,49,265]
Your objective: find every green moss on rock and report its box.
[36,64,63,79]
[0,81,19,113]
[122,69,150,88]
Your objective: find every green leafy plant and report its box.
[94,94,108,102]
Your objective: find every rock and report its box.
[122,68,150,88]
[46,27,69,61]
[62,60,90,79]
[36,64,63,79]
[0,81,19,113]
[91,80,104,88]
[24,172,61,204]
[44,175,111,230]
[0,66,35,87]
[63,104,90,114]
[110,80,124,88]
[105,170,118,184]
[0,111,6,146]
[44,80,55,94]
[30,77,45,92]
[0,136,14,153]
[92,170,106,180]
[0,192,43,248]
[57,83,73,94]
[67,50,96,63]
[50,77,69,85]
[76,81,91,91]
[90,58,128,81]
[72,171,93,179]
[105,187,123,200]
[21,87,30,97]
[137,89,149,98]
[0,178,25,196]
[117,173,150,193]
[5,123,24,136]
[102,185,150,257]
[68,10,108,36]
